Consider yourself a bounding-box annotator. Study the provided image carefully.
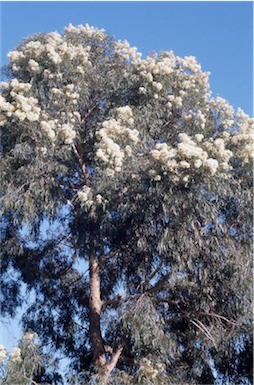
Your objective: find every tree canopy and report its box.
[0,24,253,385]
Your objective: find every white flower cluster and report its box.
[136,51,210,106]
[0,332,38,369]
[178,55,202,73]
[7,30,91,74]
[59,123,76,144]
[0,344,6,363]
[202,137,233,171]
[178,56,211,104]
[209,97,235,129]
[138,61,167,98]
[4,29,91,145]
[65,23,106,40]
[183,109,207,128]
[137,52,176,99]
[139,358,165,379]
[77,185,93,208]
[40,120,57,141]
[28,59,40,73]
[22,331,38,344]
[96,106,139,177]
[9,346,22,364]
[1,75,79,143]
[0,79,40,126]
[166,94,183,111]
[49,84,80,109]
[77,185,104,209]
[151,132,235,183]
[0,79,80,144]
[114,40,142,63]
[41,83,80,144]
[231,108,254,165]
[139,51,176,77]
[40,109,78,144]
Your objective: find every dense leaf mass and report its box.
[0,24,253,384]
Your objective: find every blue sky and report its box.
[0,1,253,116]
[0,0,253,360]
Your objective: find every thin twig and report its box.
[201,312,239,326]
[81,104,97,123]
[156,298,180,306]
[0,183,27,201]
[190,319,217,349]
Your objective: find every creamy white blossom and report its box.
[96,106,139,176]
[23,331,38,344]
[230,112,254,164]
[139,358,163,379]
[210,97,235,129]
[0,79,40,124]
[9,346,22,363]
[65,23,106,42]
[114,40,142,63]
[28,59,40,73]
[2,24,253,190]
[0,344,6,363]
[150,129,237,183]
[77,186,91,203]
[203,158,219,175]
[59,123,76,144]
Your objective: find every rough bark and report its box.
[89,254,123,384]
[89,255,106,368]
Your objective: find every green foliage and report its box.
[0,332,41,385]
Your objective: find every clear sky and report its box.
[0,0,253,360]
[0,1,253,116]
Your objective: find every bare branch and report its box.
[81,104,97,122]
[102,294,140,308]
[71,143,87,181]
[104,345,113,355]
[145,271,172,294]
[156,298,180,306]
[104,344,124,373]
[31,380,40,385]
[102,298,121,307]
[190,319,217,349]
[136,261,163,291]
[201,312,239,326]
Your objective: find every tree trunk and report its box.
[89,255,123,384]
[89,255,106,368]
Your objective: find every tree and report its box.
[0,332,41,385]
[0,24,253,384]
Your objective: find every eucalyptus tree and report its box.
[0,24,253,384]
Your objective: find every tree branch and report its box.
[145,271,172,294]
[71,143,87,182]
[156,298,180,306]
[201,312,239,326]
[190,318,217,349]
[136,261,163,292]
[81,104,97,123]
[102,298,121,307]
[104,344,124,373]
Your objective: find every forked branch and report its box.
[190,318,217,349]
